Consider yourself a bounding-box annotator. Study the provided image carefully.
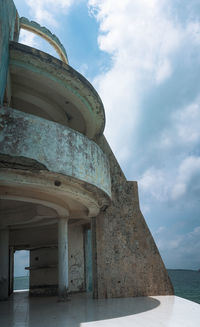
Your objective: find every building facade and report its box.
[0,0,173,300]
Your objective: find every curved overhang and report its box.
[0,107,111,222]
[0,169,109,220]
[9,41,106,139]
[20,17,68,64]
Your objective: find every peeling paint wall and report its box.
[0,0,18,103]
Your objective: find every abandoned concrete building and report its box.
[0,0,173,301]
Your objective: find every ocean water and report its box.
[168,269,200,304]
[14,276,29,290]
[14,270,200,304]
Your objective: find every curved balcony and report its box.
[9,41,105,139]
[0,108,111,223]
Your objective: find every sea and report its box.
[14,269,200,304]
[167,269,200,304]
[14,276,29,291]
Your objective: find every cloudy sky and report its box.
[13,0,200,273]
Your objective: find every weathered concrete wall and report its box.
[0,107,111,197]
[68,225,85,292]
[85,229,93,292]
[0,0,18,104]
[93,136,174,298]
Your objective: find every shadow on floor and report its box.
[0,291,160,327]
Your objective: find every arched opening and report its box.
[19,17,68,64]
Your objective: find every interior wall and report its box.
[29,247,57,295]
[10,223,86,295]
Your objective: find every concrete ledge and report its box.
[0,107,111,198]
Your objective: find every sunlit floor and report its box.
[0,291,200,327]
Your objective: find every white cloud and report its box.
[160,98,200,149]
[186,21,200,46]
[138,155,200,203]
[25,0,77,26]
[155,59,172,84]
[19,29,38,48]
[153,225,200,269]
[139,167,170,202]
[18,0,78,57]
[88,0,199,165]
[19,29,60,59]
[172,156,200,200]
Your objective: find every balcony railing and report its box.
[0,107,111,197]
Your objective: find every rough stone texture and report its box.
[0,0,18,103]
[92,135,174,298]
[0,107,111,197]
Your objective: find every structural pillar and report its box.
[9,247,14,295]
[58,217,69,300]
[0,228,9,300]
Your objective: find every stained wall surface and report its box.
[0,0,18,103]
[30,248,58,295]
[92,136,174,298]
[68,225,85,292]
[0,107,111,197]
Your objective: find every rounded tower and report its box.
[0,10,111,299]
[0,0,174,302]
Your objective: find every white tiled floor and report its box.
[0,291,200,326]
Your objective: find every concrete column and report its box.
[58,217,69,300]
[0,228,9,300]
[9,247,14,295]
